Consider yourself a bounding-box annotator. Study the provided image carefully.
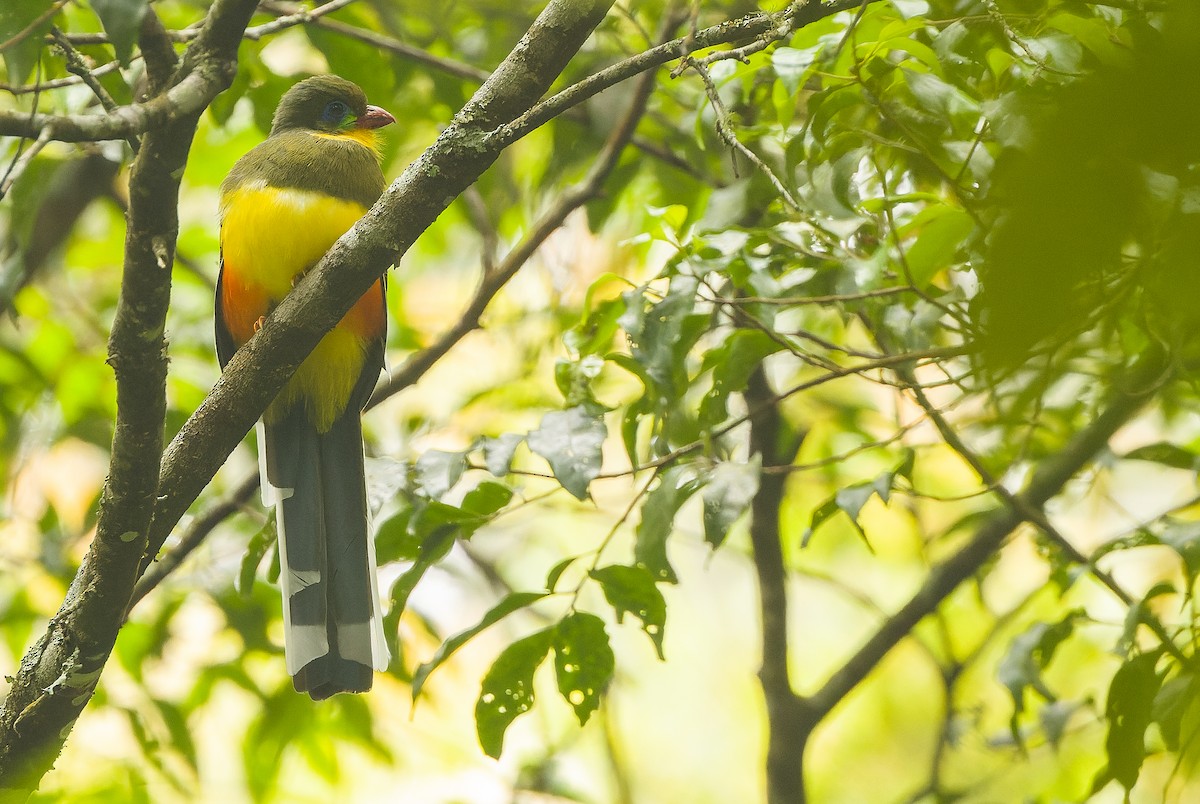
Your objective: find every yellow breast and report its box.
[220,181,369,298]
[220,181,378,431]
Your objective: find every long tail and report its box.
[259,408,389,700]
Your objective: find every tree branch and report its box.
[803,354,1166,721]
[0,23,239,143]
[260,0,492,82]
[138,0,618,607]
[745,365,810,804]
[133,4,668,606]
[491,0,877,148]
[0,0,259,792]
[1,0,873,144]
[368,26,663,407]
[128,472,261,609]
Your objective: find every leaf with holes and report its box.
[590,564,667,659]
[413,591,547,703]
[475,627,554,758]
[635,465,702,583]
[553,612,614,726]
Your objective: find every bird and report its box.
[214,75,395,700]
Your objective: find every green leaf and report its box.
[553,612,614,726]
[699,330,784,428]
[1039,700,1082,750]
[1116,581,1175,656]
[903,69,977,121]
[1121,442,1199,470]
[0,0,59,82]
[1047,12,1130,67]
[590,564,667,659]
[871,450,915,503]
[635,465,701,583]
[157,698,199,773]
[1102,651,1163,791]
[382,528,456,663]
[373,507,418,564]
[701,457,761,549]
[555,354,606,407]
[546,555,581,592]
[236,519,277,596]
[626,275,701,397]
[804,482,874,546]
[475,627,554,758]
[802,496,840,547]
[415,449,467,500]
[997,612,1080,747]
[1159,520,1200,577]
[412,591,548,702]
[566,294,626,358]
[901,206,974,287]
[460,481,513,516]
[91,0,148,65]
[891,0,930,20]
[527,406,606,500]
[1152,672,1197,752]
[772,46,817,95]
[482,433,523,477]
[834,484,875,527]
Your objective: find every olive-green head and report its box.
[269,75,395,137]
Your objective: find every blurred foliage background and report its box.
[4,0,1200,801]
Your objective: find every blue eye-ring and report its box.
[322,100,349,123]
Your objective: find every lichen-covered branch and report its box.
[141,0,618,618]
[0,0,258,792]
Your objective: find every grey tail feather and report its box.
[262,405,388,700]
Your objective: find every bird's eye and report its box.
[322,100,349,123]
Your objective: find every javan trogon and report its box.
[215,75,393,700]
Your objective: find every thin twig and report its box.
[49,26,141,154]
[460,186,499,273]
[242,0,357,40]
[682,57,804,212]
[368,21,667,407]
[0,61,123,95]
[707,286,915,306]
[128,472,261,608]
[0,126,52,199]
[900,366,1194,668]
[0,0,68,52]
[260,0,493,82]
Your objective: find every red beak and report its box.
[357,105,396,130]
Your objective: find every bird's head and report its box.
[270,75,396,139]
